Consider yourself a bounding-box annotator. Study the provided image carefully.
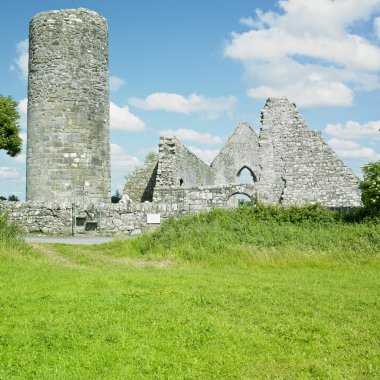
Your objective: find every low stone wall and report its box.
[98,202,189,235]
[0,201,72,235]
[0,184,259,236]
[0,200,180,236]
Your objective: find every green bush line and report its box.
[1,203,379,266]
[94,204,380,266]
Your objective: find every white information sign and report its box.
[147,213,161,224]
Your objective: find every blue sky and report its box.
[1,0,380,199]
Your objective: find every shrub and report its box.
[0,214,29,256]
[360,160,380,214]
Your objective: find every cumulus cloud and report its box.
[10,39,28,80]
[110,102,145,131]
[109,76,125,91]
[247,75,353,108]
[110,143,140,168]
[160,128,223,145]
[187,146,220,164]
[328,138,380,159]
[225,0,380,108]
[129,92,237,119]
[325,120,380,140]
[0,167,20,179]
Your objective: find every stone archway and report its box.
[226,191,253,208]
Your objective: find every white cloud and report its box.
[110,76,125,91]
[10,39,28,80]
[328,138,380,159]
[17,98,28,130]
[326,120,380,140]
[239,16,257,28]
[18,98,27,114]
[129,92,237,119]
[110,102,145,131]
[0,167,20,179]
[225,0,380,108]
[247,74,353,108]
[374,17,380,39]
[110,143,140,168]
[187,146,220,164]
[160,128,223,145]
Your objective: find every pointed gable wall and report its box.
[258,98,362,207]
[211,122,260,185]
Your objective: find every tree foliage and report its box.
[360,160,380,213]
[144,151,157,164]
[111,190,122,204]
[0,95,22,157]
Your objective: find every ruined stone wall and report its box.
[154,183,257,211]
[123,159,158,202]
[0,201,172,236]
[0,183,258,235]
[155,136,214,190]
[0,200,198,236]
[27,8,111,205]
[0,201,72,235]
[211,122,260,185]
[258,98,362,207]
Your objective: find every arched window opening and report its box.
[237,166,257,184]
[179,178,184,186]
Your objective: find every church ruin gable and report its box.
[211,122,260,185]
[257,98,362,207]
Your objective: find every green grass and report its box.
[1,208,380,379]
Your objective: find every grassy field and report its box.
[1,208,379,379]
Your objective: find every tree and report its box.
[111,190,122,204]
[360,160,380,213]
[144,151,157,164]
[0,196,6,201]
[7,195,19,202]
[0,95,22,157]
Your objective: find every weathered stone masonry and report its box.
[257,98,361,207]
[132,97,361,209]
[26,8,110,205]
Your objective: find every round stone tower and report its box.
[26,8,110,204]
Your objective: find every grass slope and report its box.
[1,208,380,379]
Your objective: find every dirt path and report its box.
[29,240,174,269]
[30,243,86,269]
[25,235,116,245]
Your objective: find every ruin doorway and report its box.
[237,166,257,184]
[226,192,253,208]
